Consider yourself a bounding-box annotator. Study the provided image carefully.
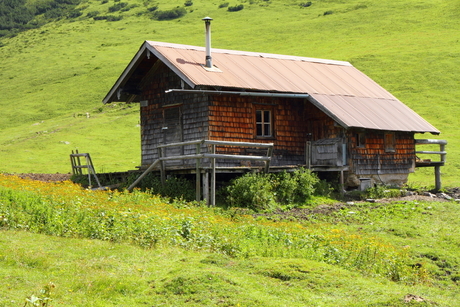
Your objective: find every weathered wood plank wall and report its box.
[140,64,209,167]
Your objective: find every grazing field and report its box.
[0,174,459,306]
[0,0,459,187]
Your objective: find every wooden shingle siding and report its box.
[349,130,415,175]
[208,96,309,167]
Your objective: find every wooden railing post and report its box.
[210,144,216,207]
[196,143,201,201]
[159,147,165,185]
[305,141,311,169]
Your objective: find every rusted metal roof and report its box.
[103,41,440,134]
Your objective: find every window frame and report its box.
[356,132,366,148]
[255,109,274,138]
[384,132,396,152]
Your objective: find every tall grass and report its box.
[0,174,422,282]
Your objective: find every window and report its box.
[384,133,395,152]
[256,110,272,137]
[356,132,366,148]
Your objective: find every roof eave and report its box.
[102,42,150,104]
[102,41,198,104]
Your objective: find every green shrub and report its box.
[272,171,299,204]
[108,2,127,12]
[300,2,312,7]
[121,4,138,12]
[67,9,83,18]
[218,2,229,8]
[152,7,186,20]
[314,179,333,198]
[86,11,100,18]
[184,0,193,7]
[106,15,123,21]
[364,185,404,199]
[226,173,276,211]
[226,168,323,210]
[227,4,244,12]
[93,15,108,20]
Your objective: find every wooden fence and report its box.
[415,139,447,190]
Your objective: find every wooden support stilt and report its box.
[435,166,441,191]
[203,172,209,205]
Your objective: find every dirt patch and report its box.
[255,193,457,221]
[4,173,72,182]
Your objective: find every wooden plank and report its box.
[415,139,448,145]
[211,144,216,207]
[196,144,201,201]
[127,159,161,191]
[415,151,447,155]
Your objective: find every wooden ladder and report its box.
[70,150,102,187]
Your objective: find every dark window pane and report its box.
[256,124,262,136]
[263,110,270,122]
[264,123,270,136]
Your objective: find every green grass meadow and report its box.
[1,175,459,306]
[0,0,459,186]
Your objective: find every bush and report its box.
[300,2,312,8]
[86,11,100,18]
[226,173,276,211]
[227,4,244,12]
[184,0,193,7]
[93,15,108,20]
[106,15,123,21]
[152,7,187,20]
[231,4,244,11]
[108,2,127,12]
[273,169,319,204]
[226,168,323,211]
[121,4,138,12]
[67,9,83,18]
[364,185,404,199]
[218,2,229,8]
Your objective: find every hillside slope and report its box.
[0,0,458,186]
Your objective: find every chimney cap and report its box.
[202,16,213,22]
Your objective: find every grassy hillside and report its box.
[0,0,459,186]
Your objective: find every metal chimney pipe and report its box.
[202,17,213,68]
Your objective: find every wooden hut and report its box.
[103,39,441,189]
